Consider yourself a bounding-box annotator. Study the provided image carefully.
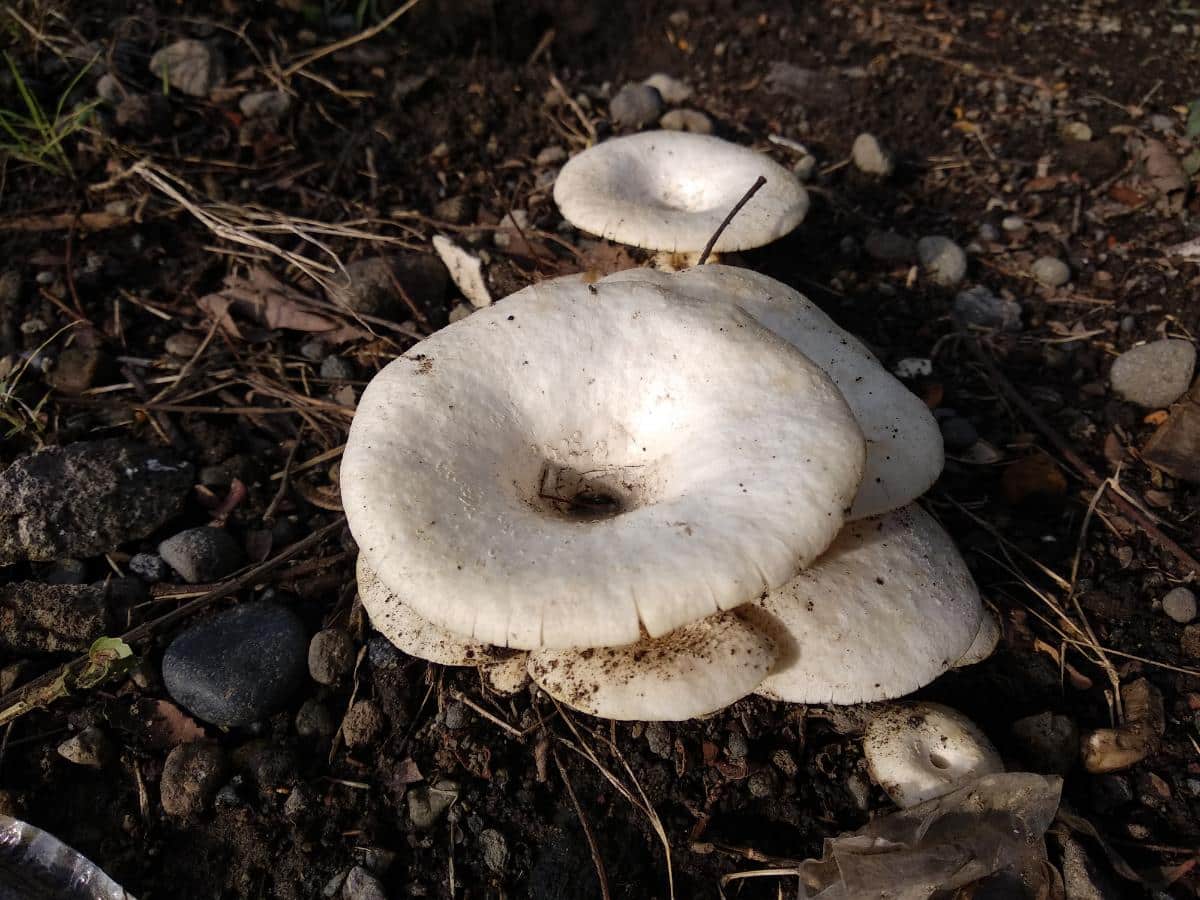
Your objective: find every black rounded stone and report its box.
[162,601,307,727]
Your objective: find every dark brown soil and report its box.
[2,1,1200,898]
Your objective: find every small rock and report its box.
[57,727,112,769]
[1001,215,1026,232]
[320,355,357,382]
[342,866,387,900]
[535,145,567,167]
[772,749,798,777]
[893,357,933,379]
[954,285,1022,331]
[851,133,893,176]
[1109,339,1196,408]
[0,582,106,654]
[1061,122,1093,142]
[45,346,104,394]
[129,552,172,582]
[327,255,448,319]
[162,601,308,727]
[407,778,459,830]
[342,699,384,748]
[148,39,226,98]
[160,742,228,818]
[764,62,815,97]
[1011,712,1079,774]
[367,635,403,670]
[609,82,664,129]
[433,196,477,225]
[940,417,979,451]
[308,628,356,685]
[726,731,749,760]
[159,527,244,583]
[747,770,775,798]
[238,90,291,119]
[44,558,88,585]
[659,109,712,134]
[295,698,336,737]
[916,236,967,287]
[1183,624,1200,658]
[283,782,314,819]
[164,332,201,357]
[863,230,915,263]
[642,73,691,104]
[1031,256,1070,288]
[95,73,121,104]
[0,440,192,565]
[1143,393,1200,483]
[645,722,672,759]
[233,740,298,794]
[1163,587,1198,624]
[443,701,469,731]
[480,828,508,873]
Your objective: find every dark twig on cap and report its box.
[697,176,767,266]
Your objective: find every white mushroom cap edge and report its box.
[862,702,1005,808]
[553,131,809,253]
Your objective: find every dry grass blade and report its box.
[282,0,424,79]
[552,746,612,900]
[719,867,803,899]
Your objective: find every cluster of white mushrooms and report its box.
[341,131,1002,730]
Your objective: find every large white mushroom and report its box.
[742,504,983,705]
[599,265,943,519]
[528,610,778,721]
[553,132,808,258]
[343,277,865,650]
[862,703,1004,808]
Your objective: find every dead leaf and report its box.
[1107,184,1146,207]
[573,240,640,282]
[135,699,207,749]
[196,268,368,341]
[1132,137,1188,204]
[1003,454,1068,504]
[1024,175,1066,193]
[395,757,424,785]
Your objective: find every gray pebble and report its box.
[940,417,979,451]
[238,90,291,119]
[916,236,967,287]
[162,601,308,726]
[295,698,336,737]
[159,527,244,583]
[309,628,356,685]
[283,782,314,819]
[44,558,88,585]
[864,230,915,263]
[1011,712,1079,775]
[644,722,672,759]
[148,39,226,98]
[726,731,749,760]
[343,699,384,748]
[1163,587,1197,624]
[659,109,712,134]
[480,828,508,873]
[747,770,775,798]
[851,133,893,176]
[367,635,403,670]
[160,742,228,818]
[407,779,459,830]
[609,82,664,129]
[300,338,327,362]
[129,552,172,582]
[57,726,112,769]
[164,331,201,357]
[1109,339,1196,408]
[1032,256,1070,287]
[443,701,469,731]
[978,223,999,242]
[342,866,387,900]
[954,285,1022,331]
[320,355,357,382]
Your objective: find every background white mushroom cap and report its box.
[527,610,777,721]
[862,702,1004,808]
[953,608,1000,668]
[343,277,865,650]
[553,132,809,253]
[356,556,508,666]
[599,266,943,519]
[742,504,983,704]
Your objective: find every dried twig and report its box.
[697,176,767,266]
[282,0,424,78]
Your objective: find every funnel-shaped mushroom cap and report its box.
[528,610,777,721]
[553,132,808,253]
[356,556,507,666]
[343,278,865,650]
[742,504,983,704]
[599,266,942,519]
[862,703,1004,808]
[954,609,1000,668]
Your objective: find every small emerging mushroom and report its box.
[527,610,777,721]
[600,265,943,519]
[553,131,808,265]
[743,504,983,705]
[342,277,865,650]
[862,702,1004,808]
